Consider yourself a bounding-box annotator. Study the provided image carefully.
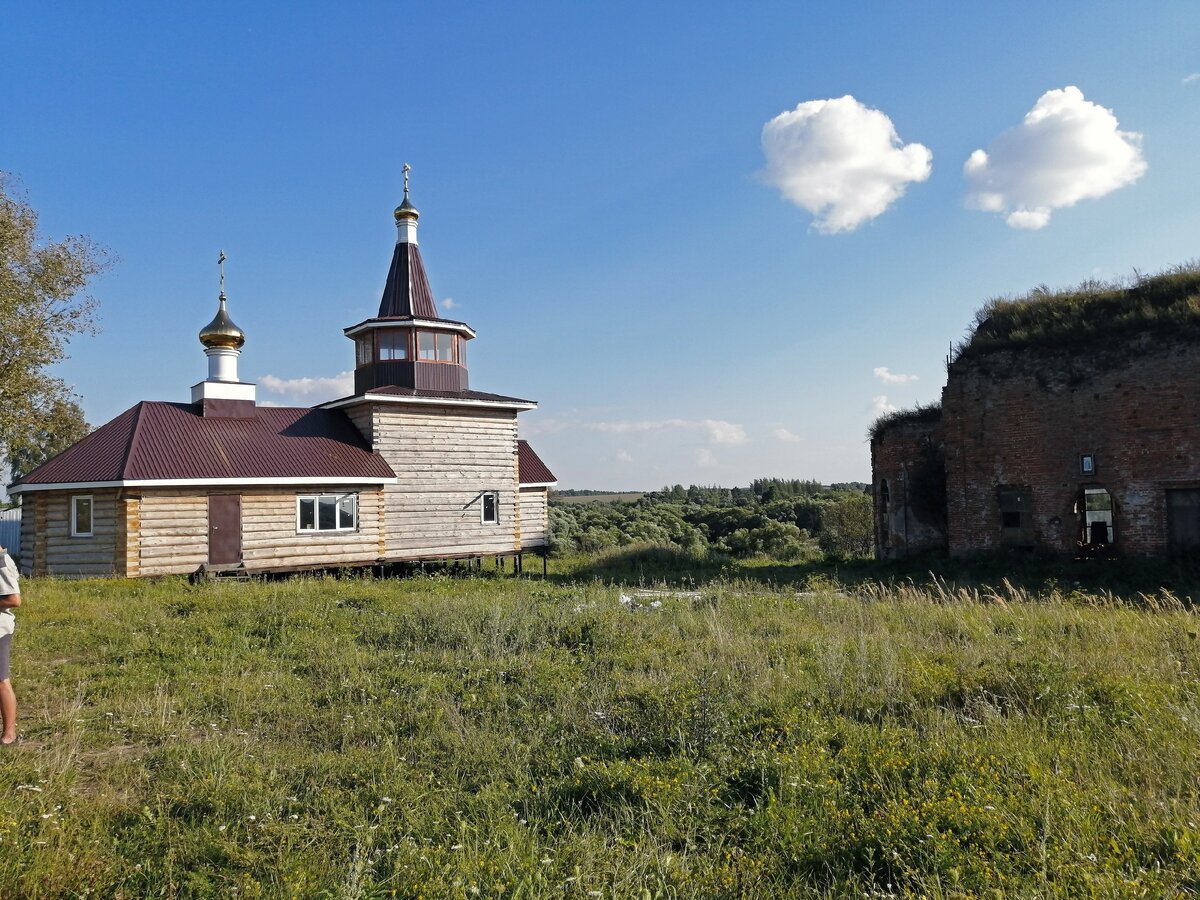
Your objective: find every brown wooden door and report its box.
[1166,489,1200,553]
[208,494,242,566]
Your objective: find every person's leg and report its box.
[0,679,14,744]
[0,634,12,743]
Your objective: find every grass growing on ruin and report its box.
[954,261,1200,361]
[2,572,1199,897]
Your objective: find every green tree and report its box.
[7,396,90,480]
[818,492,874,558]
[0,175,109,474]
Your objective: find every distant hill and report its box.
[551,490,645,505]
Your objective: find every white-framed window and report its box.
[71,495,94,537]
[481,491,499,525]
[296,493,358,533]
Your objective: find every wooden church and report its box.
[8,181,556,578]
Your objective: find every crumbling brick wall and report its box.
[942,335,1200,557]
[871,419,947,559]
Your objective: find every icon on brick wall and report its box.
[1080,454,1096,475]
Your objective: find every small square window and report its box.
[71,495,93,537]
[1080,454,1095,475]
[481,491,498,525]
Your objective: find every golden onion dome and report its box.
[199,293,246,349]
[394,194,419,222]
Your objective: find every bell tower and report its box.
[344,167,475,395]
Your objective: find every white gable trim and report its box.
[9,476,396,495]
[344,318,477,340]
[322,393,537,412]
[519,481,557,489]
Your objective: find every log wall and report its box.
[366,403,521,558]
[22,489,122,578]
[18,495,36,574]
[19,485,385,578]
[519,487,549,548]
[136,486,386,576]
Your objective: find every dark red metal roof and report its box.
[518,440,556,485]
[378,242,438,319]
[11,402,395,487]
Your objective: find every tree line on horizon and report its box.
[549,477,873,561]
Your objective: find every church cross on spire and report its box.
[218,250,227,299]
[403,163,411,199]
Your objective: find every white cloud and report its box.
[772,427,805,444]
[259,371,354,405]
[441,297,457,310]
[519,417,571,437]
[616,449,633,463]
[873,366,918,384]
[963,86,1146,230]
[1183,73,1200,86]
[872,395,897,416]
[587,418,747,445]
[694,448,716,468]
[1003,207,1053,230]
[761,95,932,233]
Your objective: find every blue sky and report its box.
[3,1,1198,489]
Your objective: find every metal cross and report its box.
[218,250,226,296]
[403,163,411,197]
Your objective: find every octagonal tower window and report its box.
[417,331,458,363]
[378,331,409,361]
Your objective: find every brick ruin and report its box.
[871,411,947,559]
[872,270,1200,559]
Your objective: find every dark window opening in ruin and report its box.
[1166,488,1200,554]
[878,479,891,549]
[1076,487,1115,547]
[997,485,1034,547]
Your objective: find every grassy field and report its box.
[2,567,1199,897]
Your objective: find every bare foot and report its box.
[0,734,15,746]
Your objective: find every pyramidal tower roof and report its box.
[378,166,439,319]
